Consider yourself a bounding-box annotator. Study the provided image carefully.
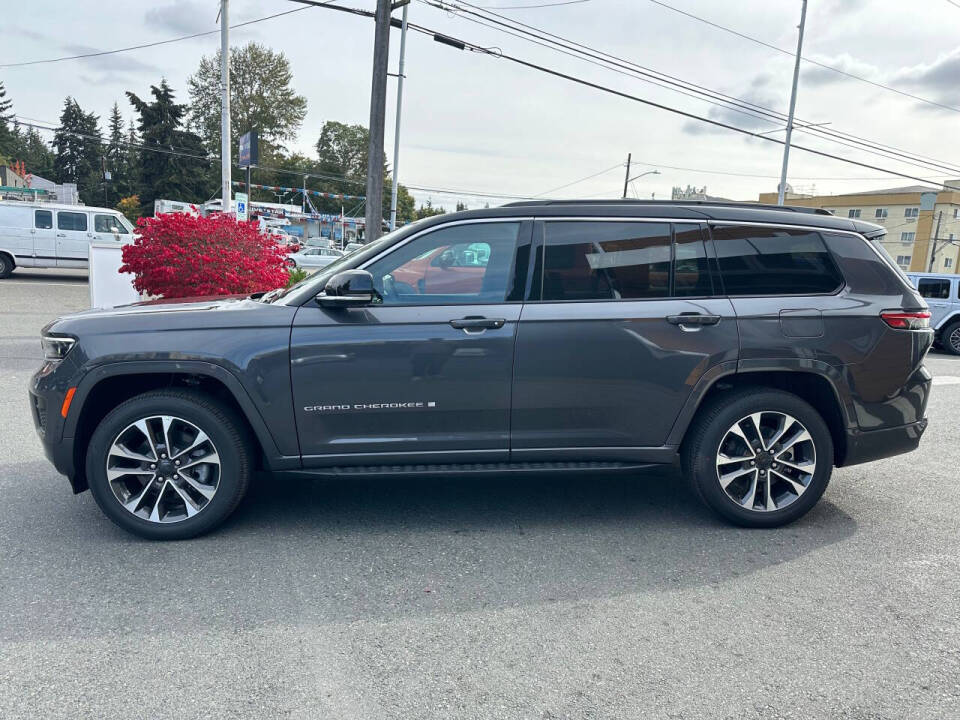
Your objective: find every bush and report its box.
[286,267,309,287]
[120,212,290,299]
[115,195,143,224]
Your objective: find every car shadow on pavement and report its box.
[3,462,856,641]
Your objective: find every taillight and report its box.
[880,311,931,330]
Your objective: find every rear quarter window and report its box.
[711,226,844,296]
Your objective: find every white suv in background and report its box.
[0,200,135,277]
[907,272,960,355]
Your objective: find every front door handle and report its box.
[666,313,721,327]
[449,317,506,332]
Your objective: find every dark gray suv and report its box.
[30,201,934,539]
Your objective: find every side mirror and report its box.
[318,269,377,307]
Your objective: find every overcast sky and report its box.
[4,0,960,208]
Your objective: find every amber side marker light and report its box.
[60,387,77,418]
[880,311,931,330]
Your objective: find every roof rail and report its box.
[501,199,834,215]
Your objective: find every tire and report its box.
[0,253,14,279]
[682,388,833,528]
[941,320,960,356]
[85,390,252,540]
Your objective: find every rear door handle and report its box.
[666,313,721,327]
[449,317,506,332]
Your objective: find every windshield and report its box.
[267,222,422,303]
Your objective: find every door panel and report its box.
[511,298,738,453]
[291,303,521,463]
[511,219,738,456]
[32,209,56,267]
[291,219,531,465]
[55,210,91,267]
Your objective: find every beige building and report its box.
[758,182,960,274]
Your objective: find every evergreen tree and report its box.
[0,81,15,162]
[124,119,141,198]
[105,102,132,199]
[52,97,102,203]
[13,126,55,179]
[126,79,209,212]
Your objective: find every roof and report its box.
[503,199,834,215]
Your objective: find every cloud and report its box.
[801,53,881,87]
[891,47,960,102]
[682,72,786,136]
[144,1,216,36]
[61,45,159,75]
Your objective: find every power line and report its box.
[646,0,960,115]
[291,0,960,192]
[0,3,339,69]
[534,162,624,196]
[432,0,960,177]
[479,0,591,8]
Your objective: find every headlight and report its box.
[41,335,76,361]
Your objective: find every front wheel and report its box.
[86,390,252,540]
[682,389,833,528]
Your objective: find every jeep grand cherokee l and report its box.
[30,201,933,540]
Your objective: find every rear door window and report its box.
[538,221,712,301]
[917,278,951,299]
[57,211,88,232]
[711,226,843,295]
[35,210,53,229]
[541,221,672,300]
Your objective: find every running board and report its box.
[287,461,657,478]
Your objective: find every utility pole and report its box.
[777,0,807,206]
[389,2,410,232]
[622,153,632,199]
[929,210,944,271]
[220,0,232,214]
[365,0,392,242]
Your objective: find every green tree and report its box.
[0,81,14,163]
[187,42,307,155]
[455,201,468,212]
[415,199,446,220]
[127,80,210,212]
[12,125,55,179]
[52,97,102,203]
[105,102,133,200]
[124,119,142,198]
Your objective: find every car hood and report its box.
[44,293,297,339]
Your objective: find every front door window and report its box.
[365,222,522,304]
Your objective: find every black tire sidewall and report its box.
[0,254,12,278]
[687,390,833,528]
[942,322,960,356]
[86,392,249,540]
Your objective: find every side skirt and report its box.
[274,460,664,479]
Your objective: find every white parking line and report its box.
[932,376,960,386]
[5,281,87,287]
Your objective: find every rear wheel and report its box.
[0,253,14,278]
[682,388,833,528]
[941,320,960,356]
[86,390,252,540]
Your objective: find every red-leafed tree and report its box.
[120,212,290,299]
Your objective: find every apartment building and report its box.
[758,182,960,273]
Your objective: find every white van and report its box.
[0,200,135,278]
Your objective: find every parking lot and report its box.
[1,269,959,719]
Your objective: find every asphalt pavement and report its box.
[1,269,958,719]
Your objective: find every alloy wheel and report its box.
[105,415,221,523]
[949,326,960,354]
[715,411,817,512]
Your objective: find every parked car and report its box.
[0,200,135,277]
[32,200,933,539]
[286,246,344,270]
[905,272,960,355]
[342,242,364,254]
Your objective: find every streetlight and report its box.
[622,169,660,198]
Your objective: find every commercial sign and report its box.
[238,130,259,168]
